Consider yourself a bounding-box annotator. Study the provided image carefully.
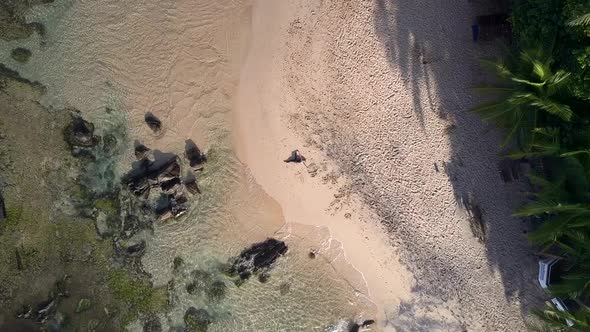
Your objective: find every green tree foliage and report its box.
[473,0,590,330]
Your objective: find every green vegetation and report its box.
[473,0,590,329]
[107,269,168,324]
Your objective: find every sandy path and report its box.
[236,0,545,331]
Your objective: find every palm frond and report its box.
[567,12,590,27]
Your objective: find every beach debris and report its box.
[11,47,32,63]
[144,112,162,135]
[184,139,207,171]
[227,238,288,282]
[284,149,306,163]
[184,307,212,332]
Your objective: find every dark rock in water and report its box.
[228,238,288,281]
[143,317,162,332]
[0,192,5,221]
[153,157,181,183]
[347,319,375,332]
[206,280,226,301]
[349,324,361,332]
[11,47,31,63]
[35,297,57,322]
[134,143,151,160]
[144,112,162,135]
[184,139,207,170]
[184,177,201,195]
[284,149,305,163]
[170,195,188,217]
[160,177,182,195]
[63,115,99,149]
[126,240,146,257]
[184,307,212,332]
[127,176,150,198]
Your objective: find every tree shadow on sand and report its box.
[368,0,546,328]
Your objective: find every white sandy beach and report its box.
[236,0,544,330]
[0,0,546,330]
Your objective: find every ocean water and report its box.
[0,0,375,330]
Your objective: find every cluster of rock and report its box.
[225,238,288,285]
[123,137,206,222]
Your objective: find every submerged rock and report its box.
[206,280,226,301]
[144,112,162,135]
[184,177,201,195]
[63,114,99,157]
[228,238,288,281]
[184,307,212,332]
[11,47,31,63]
[184,139,207,171]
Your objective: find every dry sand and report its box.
[236,0,546,331]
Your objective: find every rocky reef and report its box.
[0,67,169,330]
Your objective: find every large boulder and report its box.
[227,238,288,281]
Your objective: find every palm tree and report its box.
[532,302,590,331]
[567,13,590,27]
[472,49,573,148]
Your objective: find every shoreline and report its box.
[234,1,414,328]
